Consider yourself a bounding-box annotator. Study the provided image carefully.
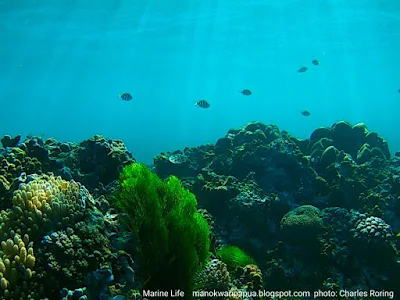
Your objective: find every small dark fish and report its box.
[301,110,311,116]
[312,59,319,66]
[298,66,308,73]
[119,93,133,101]
[241,89,252,96]
[195,100,210,109]
[398,89,400,93]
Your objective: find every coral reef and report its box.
[0,119,399,299]
[0,135,134,210]
[153,120,400,297]
[0,174,108,298]
[0,165,133,298]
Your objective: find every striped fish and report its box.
[119,93,133,101]
[194,100,210,109]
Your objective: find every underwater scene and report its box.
[1,0,400,299]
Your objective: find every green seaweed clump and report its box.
[216,245,256,271]
[115,162,211,295]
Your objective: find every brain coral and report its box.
[280,205,324,245]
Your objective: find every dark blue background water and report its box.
[1,0,399,163]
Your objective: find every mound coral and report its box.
[308,121,390,165]
[114,162,211,295]
[349,210,398,261]
[280,205,324,245]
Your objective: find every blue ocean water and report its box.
[1,0,399,164]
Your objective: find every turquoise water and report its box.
[1,0,399,164]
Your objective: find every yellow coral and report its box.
[243,264,263,290]
[0,277,7,289]
[12,175,84,218]
[25,255,35,268]
[0,174,93,298]
[0,262,5,273]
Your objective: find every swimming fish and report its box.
[119,93,133,101]
[301,110,311,116]
[398,89,400,93]
[168,154,187,164]
[195,100,210,109]
[312,59,319,66]
[241,89,252,96]
[298,66,308,73]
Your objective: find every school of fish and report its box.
[118,58,396,118]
